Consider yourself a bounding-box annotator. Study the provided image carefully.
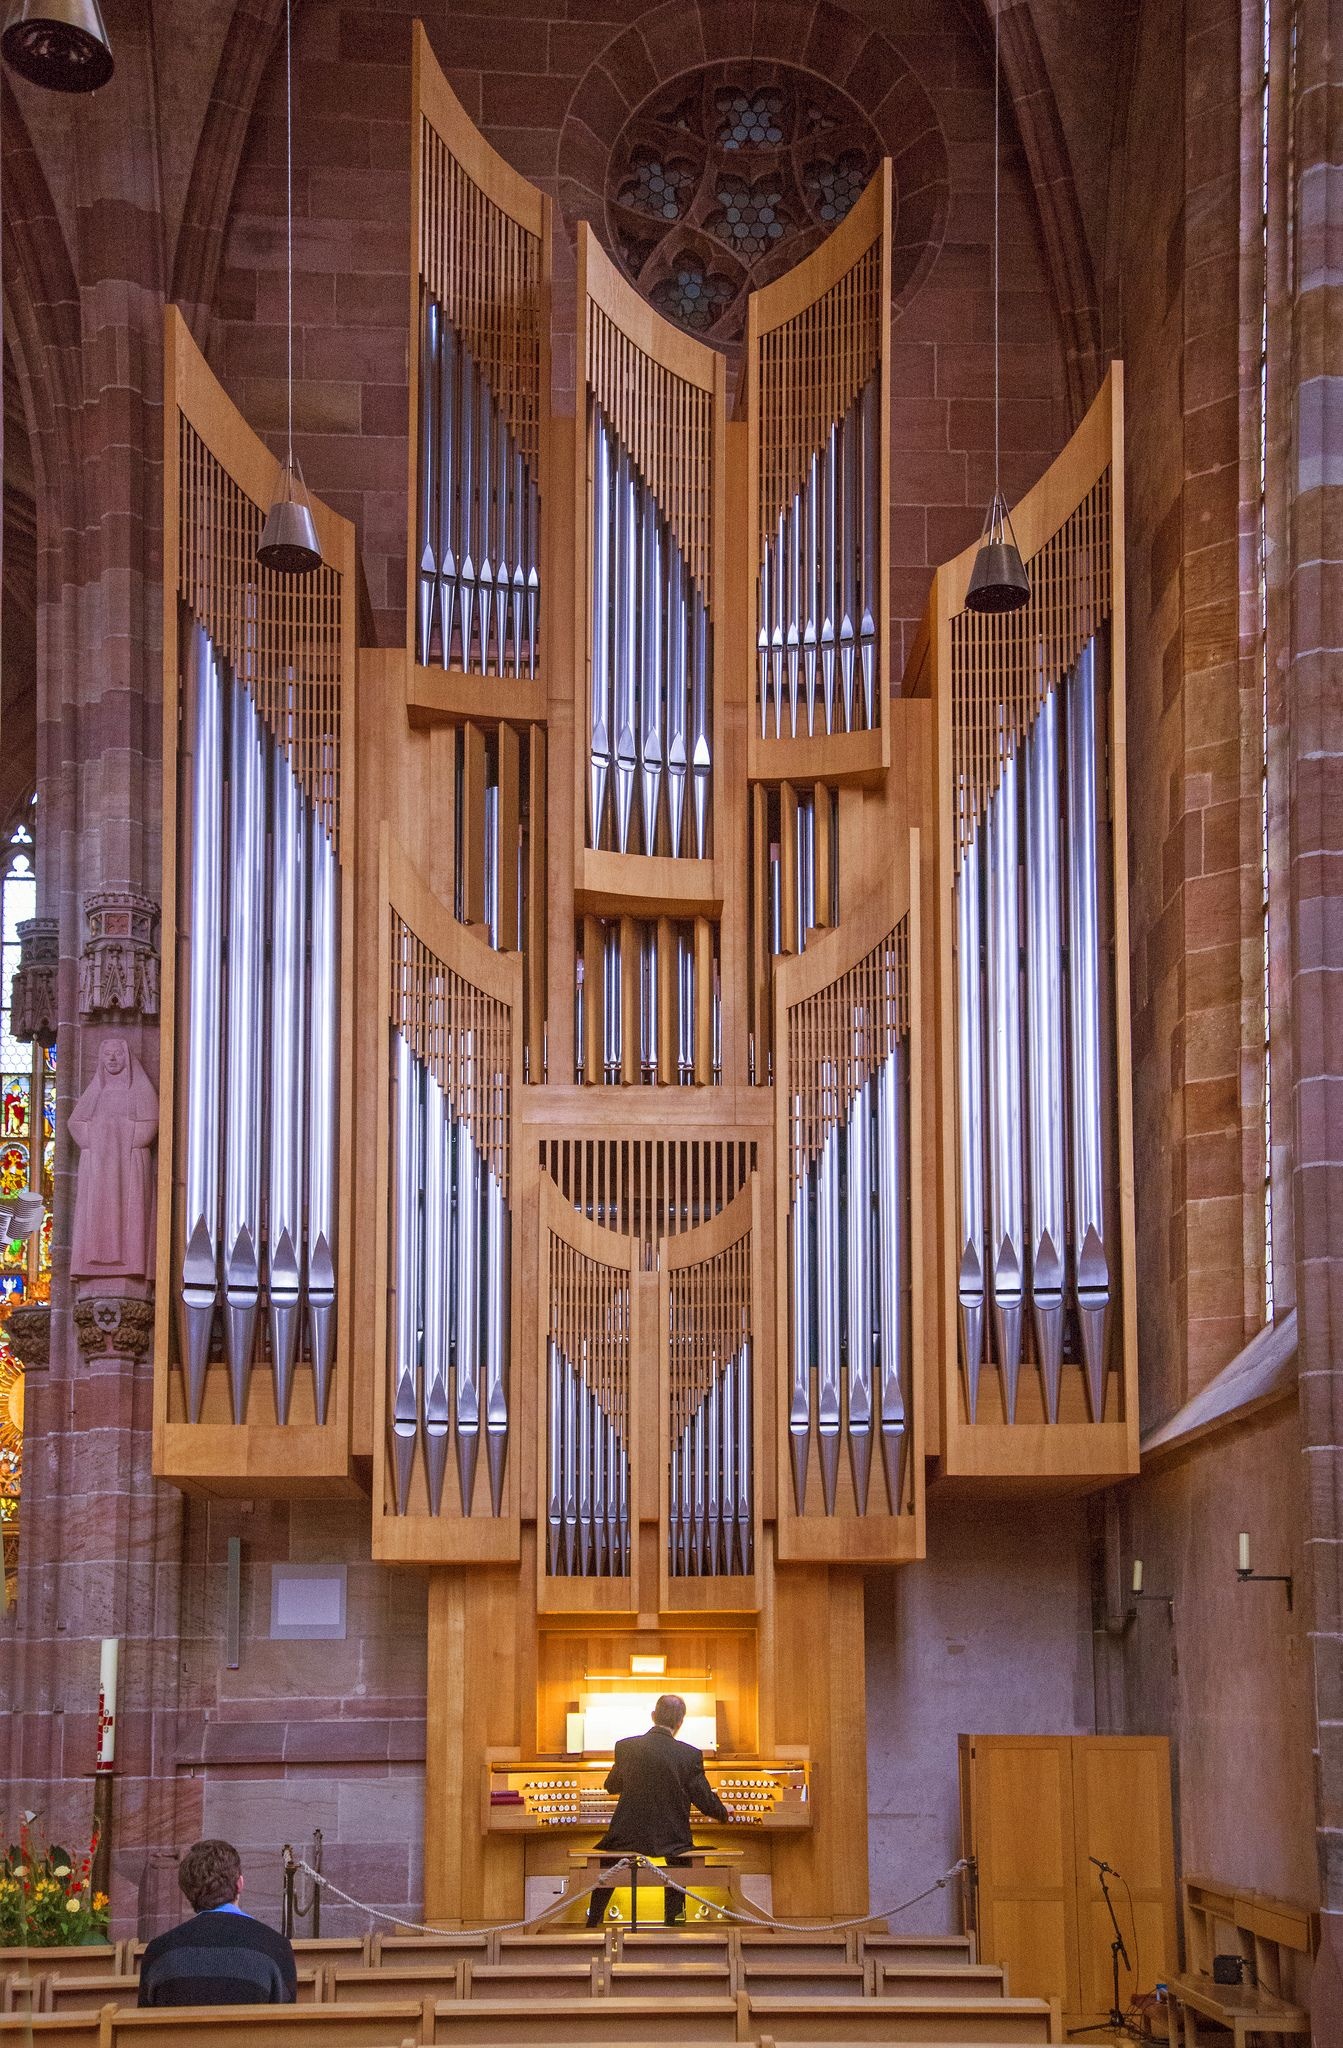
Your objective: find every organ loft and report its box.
[157,27,1139,1929]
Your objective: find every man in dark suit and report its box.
[586,1693,730,1926]
[138,1840,297,2006]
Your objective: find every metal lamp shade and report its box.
[965,539,1031,614]
[964,491,1031,615]
[1,0,113,90]
[257,469,323,576]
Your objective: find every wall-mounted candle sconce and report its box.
[1236,1531,1293,1611]
[1128,1557,1174,1623]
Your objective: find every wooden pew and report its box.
[743,1994,1060,2043]
[736,1936,854,1968]
[95,2004,429,2048]
[604,1964,733,2000]
[2,1974,39,2016]
[612,1933,731,1968]
[873,1964,1008,2001]
[734,1965,867,2002]
[463,1962,600,2000]
[125,1937,369,1972]
[44,1968,323,2012]
[331,1965,463,2006]
[0,2017,100,2048]
[44,1979,139,2015]
[859,1936,976,1970]
[431,1997,739,2043]
[372,1936,490,1972]
[497,1936,609,1966]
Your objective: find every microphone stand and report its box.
[1066,1861,1136,2042]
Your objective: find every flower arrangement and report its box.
[0,1816,109,1947]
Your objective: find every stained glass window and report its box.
[0,795,51,1611]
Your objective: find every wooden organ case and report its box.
[155,23,1138,1925]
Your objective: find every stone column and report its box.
[1286,0,1343,2026]
[0,12,188,1936]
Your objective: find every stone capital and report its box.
[1,1300,50,1371]
[79,891,161,1022]
[73,1293,155,1364]
[11,917,59,1046]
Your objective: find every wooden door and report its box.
[960,1735,1078,2006]
[1071,1736,1178,2023]
[960,1732,1175,2029]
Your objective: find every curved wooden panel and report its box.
[911,364,1138,1481]
[746,164,892,779]
[535,1173,642,1613]
[576,225,726,893]
[408,24,551,703]
[372,834,523,1562]
[413,24,547,470]
[772,834,924,1562]
[658,1178,763,1612]
[582,226,721,598]
[155,307,358,1496]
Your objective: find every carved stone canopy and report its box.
[79,890,161,1021]
[74,1294,155,1364]
[11,916,59,1046]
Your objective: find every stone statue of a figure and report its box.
[69,1035,158,1286]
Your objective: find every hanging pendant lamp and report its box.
[1,0,113,92]
[257,0,322,577]
[964,0,1030,617]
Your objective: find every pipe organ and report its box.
[156,21,1137,1923]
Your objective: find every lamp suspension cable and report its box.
[257,0,322,574]
[286,0,294,475]
[993,0,1001,509]
[964,0,1029,615]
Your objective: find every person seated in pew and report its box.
[586,1694,729,1928]
[138,1839,297,2006]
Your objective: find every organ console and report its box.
[154,22,1136,1924]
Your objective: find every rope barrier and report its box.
[292,1855,970,1940]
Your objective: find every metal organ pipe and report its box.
[955,822,987,1421]
[306,813,339,1425]
[844,1060,874,1514]
[985,743,1026,1422]
[421,1067,451,1515]
[391,1032,422,1515]
[789,1094,813,1513]
[222,676,267,1424]
[1023,682,1067,1422]
[759,377,879,741]
[876,1043,909,1511]
[587,407,712,861]
[1066,636,1113,1421]
[815,1062,843,1513]
[589,414,612,848]
[415,295,542,678]
[453,1039,482,1514]
[180,625,224,1423]
[266,742,307,1424]
[484,1085,511,1516]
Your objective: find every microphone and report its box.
[1089,1856,1114,1874]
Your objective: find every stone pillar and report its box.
[1286,0,1343,2026]
[0,11,188,1935]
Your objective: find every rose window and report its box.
[605,63,881,345]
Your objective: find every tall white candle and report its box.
[1238,1532,1251,1574]
[97,1638,119,1771]
[1132,1559,1143,1595]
